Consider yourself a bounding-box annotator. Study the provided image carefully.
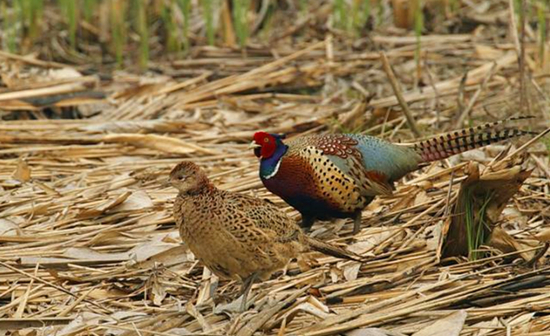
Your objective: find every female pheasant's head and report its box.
[250,132,288,179]
[169,161,211,194]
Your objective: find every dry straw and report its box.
[0,1,550,335]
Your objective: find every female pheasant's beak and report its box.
[161,178,172,188]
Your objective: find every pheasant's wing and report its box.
[214,202,302,278]
[223,191,301,243]
[348,134,421,181]
[289,134,397,197]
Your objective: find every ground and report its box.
[1,1,550,335]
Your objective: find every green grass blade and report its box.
[202,0,215,45]
[177,0,191,54]
[83,0,95,22]
[233,0,250,48]
[136,0,149,69]
[110,0,126,68]
[538,0,547,66]
[28,0,43,41]
[333,0,346,31]
[1,2,17,52]
[58,0,77,48]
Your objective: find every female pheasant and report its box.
[170,161,357,312]
[251,117,535,234]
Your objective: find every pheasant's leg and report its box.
[300,215,315,233]
[352,212,362,234]
[239,273,258,312]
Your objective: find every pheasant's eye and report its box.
[178,175,185,180]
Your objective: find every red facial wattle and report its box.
[253,132,277,159]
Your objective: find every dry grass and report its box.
[1,1,550,335]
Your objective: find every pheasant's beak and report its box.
[248,141,261,150]
[161,178,172,188]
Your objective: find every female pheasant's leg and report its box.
[239,273,258,312]
[352,211,362,234]
[300,215,315,232]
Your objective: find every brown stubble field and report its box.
[1,1,550,335]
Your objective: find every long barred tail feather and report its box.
[414,116,537,163]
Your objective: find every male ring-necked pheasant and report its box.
[170,161,357,312]
[251,117,534,234]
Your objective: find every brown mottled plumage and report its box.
[169,161,357,311]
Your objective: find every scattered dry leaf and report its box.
[443,162,532,258]
[12,158,31,182]
[412,310,467,336]
[0,219,22,236]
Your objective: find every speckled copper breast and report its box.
[261,148,366,219]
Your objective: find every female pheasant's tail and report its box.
[413,116,537,163]
[305,237,361,261]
